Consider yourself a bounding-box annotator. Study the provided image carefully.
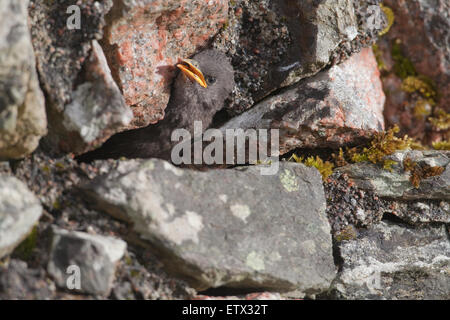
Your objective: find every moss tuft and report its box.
[432,140,450,150]
[13,226,38,261]
[403,157,445,188]
[429,109,450,131]
[401,76,436,99]
[391,40,416,79]
[348,125,412,168]
[289,154,334,181]
[335,225,357,242]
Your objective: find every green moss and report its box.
[402,76,436,99]
[413,99,433,118]
[379,4,395,36]
[432,141,450,150]
[289,154,334,181]
[429,109,450,130]
[391,40,416,79]
[335,225,357,242]
[372,44,387,71]
[41,165,51,174]
[13,226,38,261]
[348,125,412,168]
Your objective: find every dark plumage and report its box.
[77,49,234,162]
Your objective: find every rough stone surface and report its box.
[383,0,450,113]
[47,226,127,296]
[337,150,450,200]
[377,0,450,145]
[0,174,42,259]
[214,0,364,115]
[220,48,385,155]
[0,0,47,160]
[332,221,450,300]
[51,40,133,154]
[29,0,132,155]
[0,260,55,299]
[102,0,229,128]
[81,159,336,294]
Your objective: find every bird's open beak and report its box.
[176,58,208,88]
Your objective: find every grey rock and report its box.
[47,227,127,296]
[0,0,47,159]
[214,0,363,114]
[81,159,336,294]
[0,174,42,259]
[29,0,131,155]
[332,221,450,300]
[337,150,450,200]
[0,260,54,299]
[220,48,385,155]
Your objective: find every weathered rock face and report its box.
[0,260,54,300]
[47,227,127,296]
[220,48,385,154]
[213,0,387,116]
[383,0,450,113]
[332,221,450,300]
[29,0,132,155]
[81,159,336,295]
[0,175,42,259]
[0,0,47,160]
[377,0,450,144]
[337,150,450,200]
[102,0,229,129]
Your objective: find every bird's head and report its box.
[174,49,234,112]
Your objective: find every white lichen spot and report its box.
[302,240,317,254]
[159,211,204,245]
[246,251,265,271]
[279,169,299,192]
[186,211,203,230]
[163,161,184,176]
[219,194,228,203]
[140,161,155,170]
[230,204,251,223]
[269,251,282,262]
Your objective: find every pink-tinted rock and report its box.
[220,48,385,154]
[377,0,450,145]
[383,0,449,114]
[103,0,229,129]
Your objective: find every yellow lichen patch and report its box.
[432,141,450,150]
[289,154,334,181]
[379,4,394,36]
[429,109,450,131]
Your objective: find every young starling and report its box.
[77,49,234,162]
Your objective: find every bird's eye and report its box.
[206,76,216,85]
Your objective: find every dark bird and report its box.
[77,49,234,162]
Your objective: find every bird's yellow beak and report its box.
[176,58,208,88]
